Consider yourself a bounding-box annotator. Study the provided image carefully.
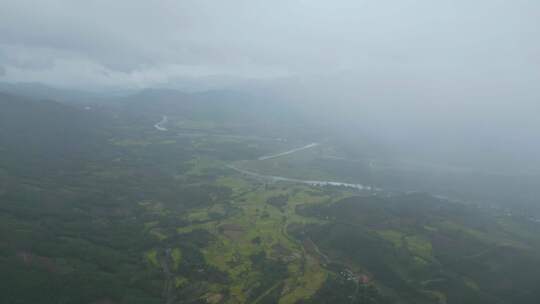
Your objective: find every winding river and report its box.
[154,115,168,131]
[152,117,376,191]
[258,143,319,160]
[231,143,379,191]
[227,164,377,191]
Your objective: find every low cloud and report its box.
[0,0,538,88]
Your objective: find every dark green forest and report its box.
[2,91,540,304]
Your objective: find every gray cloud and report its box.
[0,0,539,172]
[0,0,538,89]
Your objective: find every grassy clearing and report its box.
[146,249,159,268]
[150,228,168,240]
[216,175,253,194]
[138,200,170,216]
[405,235,432,260]
[175,276,188,288]
[279,255,327,304]
[377,230,405,248]
[185,157,225,176]
[177,221,216,234]
[172,248,182,270]
[463,277,479,291]
[186,209,210,222]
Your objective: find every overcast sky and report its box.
[0,0,538,89]
[0,0,539,171]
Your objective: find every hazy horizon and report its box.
[1,0,539,171]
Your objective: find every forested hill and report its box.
[0,92,107,172]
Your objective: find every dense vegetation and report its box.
[1,90,540,303]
